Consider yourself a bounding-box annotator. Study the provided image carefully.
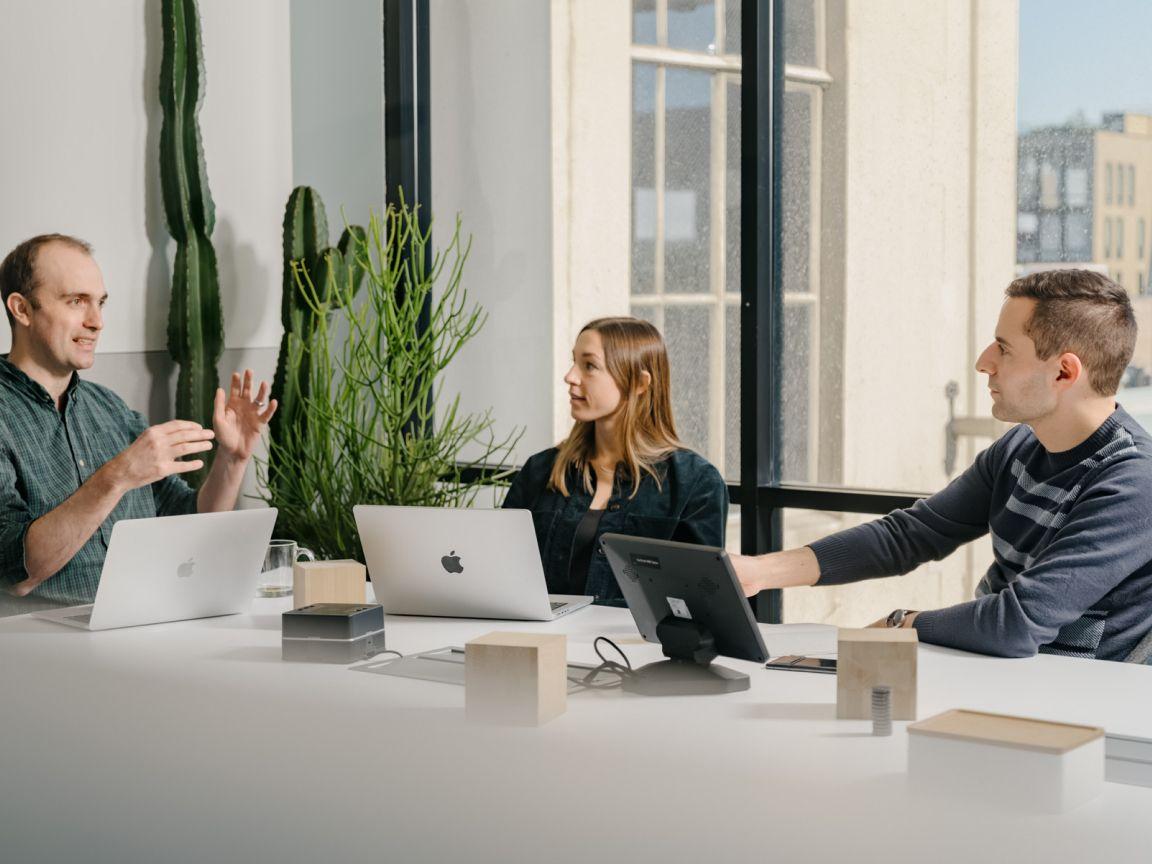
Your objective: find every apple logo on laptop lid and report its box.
[440,551,464,574]
[177,557,196,579]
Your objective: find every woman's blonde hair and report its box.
[550,317,682,498]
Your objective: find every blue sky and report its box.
[1019,0,1152,131]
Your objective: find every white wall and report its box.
[430,0,556,462]
[0,0,291,359]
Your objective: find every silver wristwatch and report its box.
[886,608,912,628]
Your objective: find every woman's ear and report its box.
[636,370,652,397]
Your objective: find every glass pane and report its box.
[631,302,662,332]
[782,0,816,67]
[632,63,658,295]
[1039,213,1061,255]
[664,67,711,294]
[664,304,712,458]
[1064,212,1090,258]
[633,0,657,45]
[723,0,742,56]
[725,503,741,555]
[781,510,985,627]
[726,78,741,298]
[1064,166,1088,207]
[1017,155,1038,204]
[724,302,740,480]
[781,302,812,481]
[781,88,812,295]
[667,0,716,53]
[723,76,742,483]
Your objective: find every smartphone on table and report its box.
[763,655,837,674]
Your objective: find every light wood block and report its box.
[836,628,918,720]
[908,709,1105,812]
[465,631,567,726]
[292,559,367,609]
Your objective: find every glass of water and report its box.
[258,539,316,597]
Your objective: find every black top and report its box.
[564,507,606,595]
[502,448,728,607]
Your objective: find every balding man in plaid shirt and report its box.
[0,234,277,604]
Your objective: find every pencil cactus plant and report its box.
[259,203,522,560]
[159,0,223,482]
[270,186,367,458]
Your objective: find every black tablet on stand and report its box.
[600,534,769,695]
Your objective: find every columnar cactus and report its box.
[159,0,223,474]
[270,186,366,450]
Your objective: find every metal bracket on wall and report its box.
[944,380,1007,475]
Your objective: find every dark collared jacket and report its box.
[502,447,728,606]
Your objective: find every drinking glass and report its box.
[258,539,316,597]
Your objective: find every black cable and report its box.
[567,637,634,691]
[593,636,632,670]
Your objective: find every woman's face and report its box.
[564,329,623,423]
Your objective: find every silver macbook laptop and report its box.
[353,505,594,621]
[34,508,278,631]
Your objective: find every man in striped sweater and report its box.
[733,270,1152,662]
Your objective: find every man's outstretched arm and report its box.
[731,437,1003,596]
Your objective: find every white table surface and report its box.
[1,598,1150,864]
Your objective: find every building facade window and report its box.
[1064,212,1090,259]
[1129,164,1136,205]
[1106,162,1113,204]
[1139,218,1146,260]
[1065,166,1089,208]
[1118,219,1125,257]
[1104,217,1112,257]
[1039,161,1059,209]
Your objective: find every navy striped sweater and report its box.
[810,407,1152,661]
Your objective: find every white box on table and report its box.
[907,709,1105,813]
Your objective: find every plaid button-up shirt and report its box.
[0,356,198,603]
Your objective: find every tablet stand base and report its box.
[622,659,750,696]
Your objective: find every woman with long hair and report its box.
[503,316,727,606]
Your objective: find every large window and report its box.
[769,0,1152,623]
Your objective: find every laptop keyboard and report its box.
[549,602,565,611]
[67,613,92,624]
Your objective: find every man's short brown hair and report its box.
[1005,269,1137,396]
[0,234,94,328]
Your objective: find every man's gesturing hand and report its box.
[213,369,278,464]
[102,420,215,491]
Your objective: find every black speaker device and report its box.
[281,603,386,663]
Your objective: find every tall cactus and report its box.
[159,0,223,483]
[270,186,366,458]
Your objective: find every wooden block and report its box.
[908,709,1105,812]
[465,631,567,726]
[292,560,367,609]
[836,628,918,720]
